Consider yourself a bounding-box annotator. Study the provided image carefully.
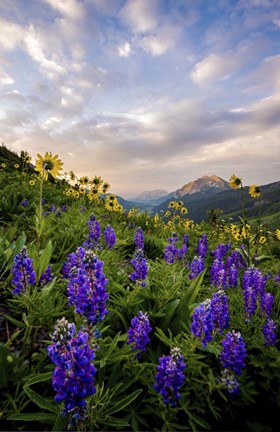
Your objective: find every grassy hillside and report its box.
[153,182,280,228]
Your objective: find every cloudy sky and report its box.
[0,0,280,197]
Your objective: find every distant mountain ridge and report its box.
[174,175,231,198]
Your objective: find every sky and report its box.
[0,0,280,198]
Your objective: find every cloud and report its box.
[43,0,86,20]
[191,53,242,86]
[117,42,132,57]
[118,0,162,33]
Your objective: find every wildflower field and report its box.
[1,150,280,432]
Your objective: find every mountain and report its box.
[174,175,231,198]
[152,180,280,228]
[129,189,169,206]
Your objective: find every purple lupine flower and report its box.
[49,204,57,213]
[196,234,208,259]
[243,286,257,320]
[164,234,178,264]
[21,199,29,207]
[104,225,116,249]
[176,234,188,261]
[127,311,152,358]
[129,249,148,287]
[263,318,277,346]
[189,256,204,280]
[274,268,280,284]
[261,292,274,317]
[211,290,230,334]
[227,264,238,288]
[210,259,226,289]
[39,265,53,287]
[190,299,214,346]
[154,347,186,407]
[48,318,96,415]
[242,267,265,298]
[79,205,86,213]
[61,246,86,279]
[134,227,145,250]
[212,243,231,260]
[67,250,108,324]
[226,251,246,270]
[11,246,36,294]
[220,331,246,375]
[83,214,101,250]
[219,369,240,395]
[61,204,67,212]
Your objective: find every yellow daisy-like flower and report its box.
[1,163,6,168]
[35,152,63,180]
[168,201,176,208]
[176,201,183,208]
[259,236,266,244]
[79,176,90,185]
[29,180,36,186]
[14,163,19,169]
[181,207,188,214]
[24,156,32,163]
[65,190,71,196]
[234,233,242,241]
[88,188,100,201]
[249,184,261,198]
[154,214,160,223]
[229,174,242,190]
[165,211,171,217]
[275,229,280,241]
[91,175,102,186]
[105,201,115,212]
[74,191,80,198]
[102,182,110,194]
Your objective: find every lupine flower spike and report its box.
[127,311,152,359]
[154,347,186,407]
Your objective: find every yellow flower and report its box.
[259,236,266,244]
[105,201,115,212]
[168,201,176,208]
[29,180,36,186]
[249,184,261,198]
[181,207,188,214]
[79,176,90,185]
[234,233,242,241]
[35,152,63,180]
[165,211,171,217]
[102,182,110,193]
[74,191,80,198]
[275,229,280,241]
[24,156,32,163]
[229,174,242,190]
[1,163,6,168]
[14,163,19,169]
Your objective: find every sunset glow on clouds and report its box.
[0,0,280,196]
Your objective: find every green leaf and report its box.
[5,315,26,328]
[102,417,130,428]
[105,389,142,416]
[171,269,206,333]
[158,299,180,332]
[23,371,53,386]
[52,413,69,431]
[0,345,9,387]
[23,386,59,414]
[8,413,56,422]
[39,240,53,278]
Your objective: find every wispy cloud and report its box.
[0,0,279,196]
